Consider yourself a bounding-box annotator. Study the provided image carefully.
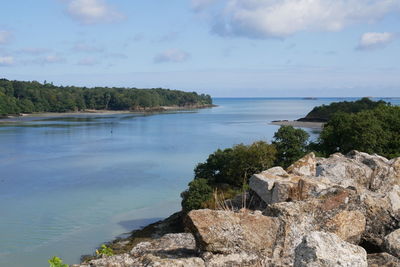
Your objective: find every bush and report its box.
[181,178,213,212]
[48,256,68,267]
[194,141,277,187]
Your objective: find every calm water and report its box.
[0,97,399,267]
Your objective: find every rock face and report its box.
[185,209,280,257]
[75,151,400,267]
[294,231,368,267]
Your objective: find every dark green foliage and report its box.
[272,126,310,168]
[194,141,277,187]
[319,105,400,158]
[181,178,213,212]
[182,141,277,212]
[301,97,388,122]
[0,78,212,115]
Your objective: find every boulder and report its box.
[367,253,400,267]
[249,166,331,205]
[316,152,373,189]
[294,231,368,267]
[185,209,280,257]
[316,151,400,192]
[74,233,205,267]
[287,152,317,176]
[265,187,366,264]
[384,229,400,258]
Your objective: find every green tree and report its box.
[194,141,277,187]
[272,126,310,168]
[181,178,213,212]
[318,105,400,158]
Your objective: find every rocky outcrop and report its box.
[294,231,368,267]
[76,151,400,267]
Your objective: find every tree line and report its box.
[0,79,212,115]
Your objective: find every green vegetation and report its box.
[272,126,310,168]
[48,256,68,267]
[0,79,212,115]
[318,105,400,158]
[182,141,281,211]
[300,97,387,122]
[181,179,213,212]
[96,244,114,257]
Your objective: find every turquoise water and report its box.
[0,97,399,267]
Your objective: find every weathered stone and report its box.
[367,253,400,267]
[201,251,261,267]
[316,152,372,189]
[75,254,138,267]
[324,210,366,244]
[249,167,331,205]
[294,231,368,267]
[384,229,400,258]
[360,189,400,247]
[263,187,367,265]
[75,233,204,267]
[287,152,317,176]
[316,151,400,193]
[185,209,280,257]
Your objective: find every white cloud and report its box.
[154,49,190,63]
[66,0,124,24]
[357,32,395,50]
[0,56,14,66]
[195,0,400,38]
[0,30,12,44]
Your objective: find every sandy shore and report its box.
[270,120,324,129]
[0,105,216,122]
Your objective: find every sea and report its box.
[0,97,399,267]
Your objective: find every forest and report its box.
[0,79,212,116]
[299,97,388,122]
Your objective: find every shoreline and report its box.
[270,120,324,129]
[0,104,217,122]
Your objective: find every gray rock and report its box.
[249,165,331,205]
[384,229,400,258]
[287,152,317,176]
[294,231,368,267]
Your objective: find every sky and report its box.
[0,0,399,97]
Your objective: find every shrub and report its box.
[48,256,68,267]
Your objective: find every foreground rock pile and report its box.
[73,151,400,266]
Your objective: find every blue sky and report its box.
[0,0,399,97]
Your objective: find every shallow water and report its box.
[0,97,398,267]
